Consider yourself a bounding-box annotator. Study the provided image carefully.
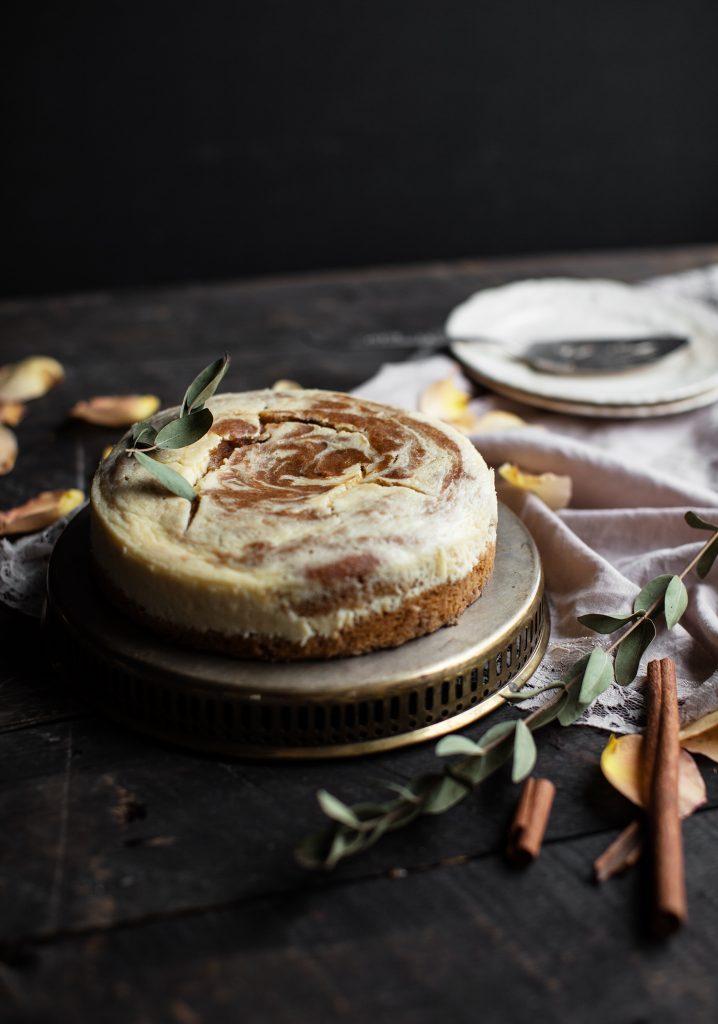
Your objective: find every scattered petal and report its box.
[419,375,471,421]
[0,401,26,426]
[0,488,85,536]
[600,733,707,817]
[470,410,527,434]
[102,445,113,460]
[0,425,18,475]
[679,710,718,764]
[70,395,161,427]
[498,463,572,511]
[0,357,64,401]
[272,379,302,391]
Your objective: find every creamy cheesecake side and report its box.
[90,388,497,659]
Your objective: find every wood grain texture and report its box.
[1,247,717,1022]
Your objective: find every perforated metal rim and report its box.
[46,505,548,759]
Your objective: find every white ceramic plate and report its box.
[447,279,718,415]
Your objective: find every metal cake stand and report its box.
[45,504,548,759]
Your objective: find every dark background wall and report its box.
[4,0,718,298]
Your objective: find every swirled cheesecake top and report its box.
[92,389,496,605]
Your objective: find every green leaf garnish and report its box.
[697,534,718,579]
[577,612,641,634]
[578,647,613,705]
[132,450,196,502]
[633,574,673,614]
[512,719,536,783]
[685,510,718,532]
[664,575,688,629]
[181,354,230,417]
[316,790,362,829]
[155,408,214,449]
[614,618,656,685]
[131,420,158,447]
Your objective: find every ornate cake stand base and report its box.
[45,504,548,759]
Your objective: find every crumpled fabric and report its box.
[354,270,718,734]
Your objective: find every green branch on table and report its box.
[296,512,718,871]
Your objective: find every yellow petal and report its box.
[600,733,707,818]
[498,462,572,511]
[471,411,527,434]
[0,425,18,475]
[70,395,161,427]
[101,445,114,460]
[0,357,64,401]
[680,709,718,764]
[0,489,85,536]
[419,376,472,421]
[0,401,26,426]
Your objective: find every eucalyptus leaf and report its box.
[664,575,688,629]
[614,619,656,686]
[557,654,592,726]
[155,408,214,449]
[131,420,157,447]
[577,612,640,634]
[132,450,196,502]
[295,827,334,870]
[420,774,470,815]
[503,681,566,702]
[317,789,361,829]
[633,574,673,614]
[578,647,614,705]
[696,535,718,579]
[512,719,536,783]
[181,354,230,417]
[475,720,516,751]
[685,510,718,532]
[435,734,482,757]
[531,691,570,729]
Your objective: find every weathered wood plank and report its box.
[2,813,717,1024]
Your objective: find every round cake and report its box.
[90,388,497,659]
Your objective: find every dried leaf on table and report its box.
[70,395,161,427]
[498,463,572,511]
[0,425,18,475]
[419,376,478,432]
[600,733,707,817]
[0,401,25,426]
[0,489,85,536]
[0,356,64,401]
[679,710,718,764]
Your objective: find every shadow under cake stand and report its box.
[45,504,548,759]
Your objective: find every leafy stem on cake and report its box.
[296,512,718,870]
[124,354,230,501]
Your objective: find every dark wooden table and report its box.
[2,246,718,1024]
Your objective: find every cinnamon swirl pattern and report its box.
[91,389,497,658]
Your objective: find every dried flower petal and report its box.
[70,395,161,427]
[498,463,572,511]
[0,401,26,426]
[0,425,18,475]
[102,445,114,460]
[0,488,85,536]
[600,733,707,818]
[471,410,527,434]
[0,357,64,402]
[679,710,718,764]
[419,376,472,422]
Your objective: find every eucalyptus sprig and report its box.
[297,511,718,870]
[125,354,230,501]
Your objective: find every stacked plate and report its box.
[447,278,718,418]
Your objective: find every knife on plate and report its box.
[355,331,689,374]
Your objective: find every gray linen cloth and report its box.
[354,268,718,733]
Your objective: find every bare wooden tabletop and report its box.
[2,246,718,1023]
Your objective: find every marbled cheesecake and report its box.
[90,388,497,659]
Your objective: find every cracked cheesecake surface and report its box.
[90,388,497,658]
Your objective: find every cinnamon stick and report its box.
[646,658,687,936]
[594,820,643,882]
[507,776,556,865]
